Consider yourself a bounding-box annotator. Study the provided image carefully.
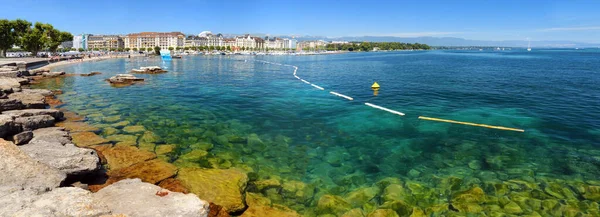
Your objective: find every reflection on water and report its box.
[34,50,600,216]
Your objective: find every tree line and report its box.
[325,42,431,51]
[0,19,73,57]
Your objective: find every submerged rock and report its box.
[71,131,110,147]
[94,178,210,217]
[107,159,177,184]
[123,125,146,133]
[42,71,66,77]
[178,167,249,213]
[56,121,100,132]
[99,145,156,171]
[345,186,380,207]
[158,178,190,194]
[80,71,102,76]
[367,209,399,217]
[241,192,300,217]
[317,194,352,216]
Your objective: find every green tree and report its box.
[45,26,73,54]
[78,48,84,52]
[146,47,152,52]
[226,45,231,51]
[209,45,214,50]
[132,48,138,51]
[117,48,124,52]
[154,46,160,55]
[93,48,99,51]
[20,22,48,56]
[168,46,174,51]
[0,19,31,57]
[125,47,130,52]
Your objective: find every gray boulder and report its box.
[29,127,72,145]
[0,139,66,192]
[0,114,18,138]
[0,187,111,217]
[0,99,24,111]
[19,141,100,176]
[8,91,46,109]
[13,131,33,145]
[15,115,55,131]
[94,179,210,217]
[30,68,49,75]
[0,77,28,92]
[3,108,64,120]
[22,88,54,97]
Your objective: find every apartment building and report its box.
[124,32,185,50]
[87,35,124,50]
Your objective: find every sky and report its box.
[2,0,600,43]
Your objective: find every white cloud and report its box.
[539,26,600,31]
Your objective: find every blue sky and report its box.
[2,0,600,43]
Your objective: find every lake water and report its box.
[38,49,600,215]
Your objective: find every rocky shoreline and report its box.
[0,65,210,216]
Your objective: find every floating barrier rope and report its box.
[418,116,525,132]
[365,103,405,116]
[330,91,353,101]
[246,59,523,133]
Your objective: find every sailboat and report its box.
[527,39,532,52]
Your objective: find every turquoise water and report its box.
[39,50,600,214]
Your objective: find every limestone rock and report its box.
[94,178,209,217]
[0,139,66,192]
[71,131,110,147]
[0,187,111,217]
[178,168,249,213]
[382,184,407,202]
[29,127,72,145]
[317,194,352,215]
[131,66,168,74]
[8,91,46,109]
[2,108,64,120]
[15,114,55,131]
[13,130,33,145]
[19,140,100,176]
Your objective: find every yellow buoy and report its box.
[371,82,380,91]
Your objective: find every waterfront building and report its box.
[87,35,124,50]
[185,35,207,48]
[124,32,185,51]
[235,34,257,50]
[282,38,298,50]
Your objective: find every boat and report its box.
[172,55,182,59]
[527,39,532,52]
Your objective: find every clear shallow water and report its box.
[38,50,600,214]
